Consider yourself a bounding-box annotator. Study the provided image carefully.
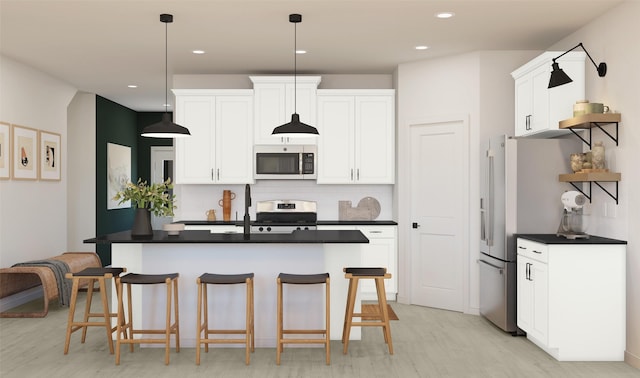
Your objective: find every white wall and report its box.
[0,55,76,268]
[67,92,96,251]
[396,51,534,311]
[548,1,639,368]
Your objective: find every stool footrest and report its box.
[204,329,249,335]
[282,329,327,335]
[201,339,250,344]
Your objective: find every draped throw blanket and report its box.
[11,259,71,306]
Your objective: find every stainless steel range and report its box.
[251,200,317,233]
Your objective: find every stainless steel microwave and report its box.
[254,145,317,180]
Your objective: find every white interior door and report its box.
[150,146,175,230]
[409,118,468,312]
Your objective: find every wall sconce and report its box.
[548,42,607,89]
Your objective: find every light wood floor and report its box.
[0,293,637,377]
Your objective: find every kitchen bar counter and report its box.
[516,233,627,245]
[84,229,369,244]
[84,229,368,348]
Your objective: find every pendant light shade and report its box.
[272,13,319,137]
[141,13,191,138]
[548,42,607,89]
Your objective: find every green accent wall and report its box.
[95,97,172,266]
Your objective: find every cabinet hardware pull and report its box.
[350,169,354,180]
[533,250,542,254]
[211,169,214,181]
[357,169,360,180]
[369,230,383,234]
[217,169,220,180]
[518,246,526,249]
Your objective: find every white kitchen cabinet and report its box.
[250,76,321,145]
[318,225,397,300]
[316,90,395,184]
[173,90,253,184]
[511,51,585,138]
[516,236,626,361]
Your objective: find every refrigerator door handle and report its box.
[487,152,495,247]
[480,198,486,241]
[478,259,504,275]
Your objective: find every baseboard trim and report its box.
[625,350,640,370]
[0,286,43,312]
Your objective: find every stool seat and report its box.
[64,266,126,355]
[278,272,329,284]
[342,266,393,355]
[277,272,331,365]
[116,272,180,365]
[199,272,254,285]
[344,267,387,276]
[197,272,255,365]
[119,272,178,284]
[71,267,125,277]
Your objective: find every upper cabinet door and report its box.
[317,95,356,184]
[251,76,321,145]
[174,95,216,184]
[215,95,254,184]
[354,95,395,184]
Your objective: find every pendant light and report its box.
[548,42,607,89]
[272,13,319,137]
[141,14,191,138]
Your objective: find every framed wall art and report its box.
[0,122,10,179]
[39,130,61,181]
[107,142,131,209]
[11,124,38,180]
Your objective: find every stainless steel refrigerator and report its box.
[479,134,579,333]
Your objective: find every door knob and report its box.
[412,222,420,229]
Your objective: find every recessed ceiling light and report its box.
[295,49,307,54]
[415,45,429,50]
[436,12,455,19]
[127,85,138,88]
[192,50,205,54]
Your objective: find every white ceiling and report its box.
[0,0,623,111]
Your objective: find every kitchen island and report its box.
[85,229,369,348]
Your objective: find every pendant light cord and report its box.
[164,19,169,113]
[293,20,297,114]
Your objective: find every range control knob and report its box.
[296,226,302,231]
[258,227,264,232]
[266,226,272,232]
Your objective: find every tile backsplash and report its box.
[173,180,393,222]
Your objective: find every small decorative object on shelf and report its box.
[570,153,585,173]
[113,178,176,236]
[592,141,605,169]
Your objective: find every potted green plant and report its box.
[113,178,176,236]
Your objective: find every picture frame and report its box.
[39,130,61,181]
[0,122,10,179]
[11,124,38,180]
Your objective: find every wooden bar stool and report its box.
[115,273,180,365]
[276,272,330,365]
[64,267,126,354]
[342,267,393,355]
[196,273,255,365]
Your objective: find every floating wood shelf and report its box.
[559,113,621,129]
[558,113,621,147]
[558,172,621,204]
[558,172,621,182]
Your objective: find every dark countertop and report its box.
[516,234,627,245]
[177,220,397,226]
[84,229,370,244]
